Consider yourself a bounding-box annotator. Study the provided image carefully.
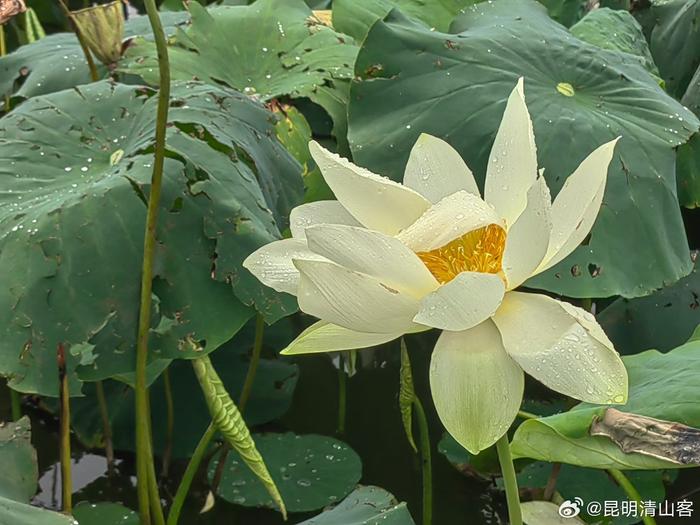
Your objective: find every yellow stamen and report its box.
[416,224,506,284]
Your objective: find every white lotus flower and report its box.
[243,78,628,454]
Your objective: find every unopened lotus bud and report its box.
[0,0,26,25]
[71,0,125,67]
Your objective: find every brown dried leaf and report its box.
[590,408,700,465]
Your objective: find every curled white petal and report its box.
[493,292,628,404]
[294,259,421,333]
[403,133,480,203]
[309,141,430,235]
[397,191,503,253]
[484,77,538,228]
[242,238,326,295]
[289,200,360,239]
[414,272,505,331]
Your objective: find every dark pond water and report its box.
[2,337,699,524]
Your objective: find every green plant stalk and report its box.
[192,355,287,519]
[161,366,175,478]
[134,0,171,522]
[608,469,657,525]
[0,23,10,113]
[56,0,99,82]
[211,314,265,492]
[412,396,432,525]
[95,381,114,471]
[58,344,72,514]
[239,314,265,413]
[166,423,218,525]
[337,353,347,435]
[147,439,166,525]
[10,388,22,421]
[496,435,522,525]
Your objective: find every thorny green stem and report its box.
[56,0,99,82]
[166,423,218,525]
[211,315,266,493]
[496,435,522,525]
[161,367,175,478]
[337,354,347,435]
[413,395,432,525]
[608,469,657,525]
[135,0,171,522]
[95,381,115,472]
[58,344,72,514]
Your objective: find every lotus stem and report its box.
[166,423,218,525]
[608,469,657,525]
[337,353,347,435]
[134,0,171,521]
[543,462,561,501]
[10,388,22,421]
[211,314,265,492]
[517,410,538,420]
[95,380,115,472]
[0,23,10,113]
[58,343,72,514]
[496,434,522,525]
[239,314,265,413]
[161,366,175,478]
[413,395,432,525]
[56,0,99,82]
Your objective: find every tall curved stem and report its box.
[166,423,218,525]
[609,469,657,525]
[496,435,522,525]
[135,0,171,522]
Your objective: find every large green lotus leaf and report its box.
[599,256,699,355]
[0,13,189,104]
[299,485,416,524]
[332,0,479,41]
[513,462,667,525]
[210,433,362,513]
[61,319,299,458]
[0,80,302,396]
[73,502,138,525]
[120,0,358,151]
[347,0,698,298]
[0,417,37,503]
[510,338,700,469]
[643,0,700,98]
[570,8,660,80]
[0,497,77,525]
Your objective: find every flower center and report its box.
[416,224,507,284]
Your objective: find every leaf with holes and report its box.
[599,256,700,355]
[121,0,358,151]
[0,80,302,396]
[332,0,479,42]
[0,13,189,104]
[347,0,698,299]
